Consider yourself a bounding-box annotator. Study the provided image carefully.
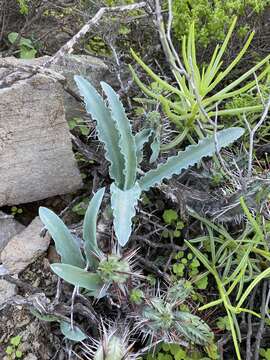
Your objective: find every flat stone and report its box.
[1,217,50,274]
[0,279,16,306]
[0,61,83,206]
[0,211,25,251]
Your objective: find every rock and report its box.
[0,279,16,306]
[0,58,83,206]
[0,217,50,274]
[0,211,25,251]
[23,355,38,360]
[0,54,108,120]
[49,54,108,119]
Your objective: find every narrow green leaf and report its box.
[185,240,215,275]
[208,31,254,93]
[236,267,270,309]
[51,263,103,295]
[207,54,270,103]
[139,127,244,191]
[110,182,141,246]
[101,82,137,189]
[83,187,105,268]
[130,49,182,97]
[74,76,125,188]
[39,207,85,268]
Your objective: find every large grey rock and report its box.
[0,211,25,251]
[1,55,108,119]
[0,59,83,206]
[0,217,50,274]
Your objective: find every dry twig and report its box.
[43,2,147,67]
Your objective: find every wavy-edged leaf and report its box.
[135,128,152,164]
[150,133,161,163]
[174,311,214,346]
[83,187,105,268]
[110,182,141,246]
[60,321,87,342]
[39,207,85,268]
[74,76,125,188]
[139,127,244,191]
[51,263,103,297]
[101,82,137,190]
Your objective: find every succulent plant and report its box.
[83,326,138,360]
[135,282,214,347]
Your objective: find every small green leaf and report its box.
[163,209,178,225]
[6,346,13,355]
[8,32,20,44]
[39,207,85,268]
[20,47,36,59]
[60,321,87,342]
[195,275,208,290]
[15,350,23,358]
[10,335,21,347]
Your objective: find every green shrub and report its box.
[172,0,269,48]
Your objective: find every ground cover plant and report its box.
[1,0,270,359]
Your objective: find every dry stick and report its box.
[265,283,270,320]
[246,285,258,360]
[244,94,270,178]
[254,280,268,360]
[43,2,147,67]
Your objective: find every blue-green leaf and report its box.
[150,134,160,163]
[60,321,87,342]
[51,263,104,296]
[139,127,244,191]
[83,187,105,268]
[74,76,125,188]
[39,207,85,268]
[101,82,137,190]
[110,182,141,246]
[135,128,152,164]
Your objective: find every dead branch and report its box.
[43,2,147,67]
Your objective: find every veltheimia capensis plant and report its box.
[129,17,270,150]
[74,76,244,247]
